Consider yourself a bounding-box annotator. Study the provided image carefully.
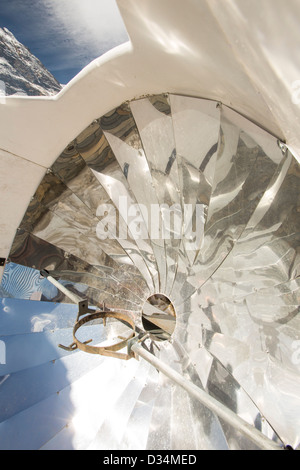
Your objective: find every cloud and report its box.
[1,0,129,83]
[41,0,129,73]
[47,0,128,49]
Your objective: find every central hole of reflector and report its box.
[142,294,176,341]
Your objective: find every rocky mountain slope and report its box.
[0,27,62,96]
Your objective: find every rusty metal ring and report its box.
[73,311,136,360]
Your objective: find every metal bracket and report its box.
[58,310,137,360]
[41,269,138,360]
[58,339,93,352]
[77,299,94,319]
[126,330,162,359]
[127,332,149,359]
[277,140,288,155]
[71,310,137,360]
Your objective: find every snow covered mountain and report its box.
[0,27,62,96]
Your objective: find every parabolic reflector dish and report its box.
[1,92,299,450]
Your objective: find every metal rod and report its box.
[40,270,82,305]
[131,343,284,451]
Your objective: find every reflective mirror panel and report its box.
[2,94,299,450]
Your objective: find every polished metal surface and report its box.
[1,94,299,450]
[131,343,282,450]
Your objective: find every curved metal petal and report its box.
[1,94,299,450]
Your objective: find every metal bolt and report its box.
[277,140,287,155]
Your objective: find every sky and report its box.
[0,0,129,84]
